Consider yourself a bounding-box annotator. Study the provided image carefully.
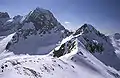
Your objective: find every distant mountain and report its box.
[0,7,70,55]
[114,33,120,40]
[0,12,10,32]
[110,33,120,59]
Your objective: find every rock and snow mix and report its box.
[0,8,120,78]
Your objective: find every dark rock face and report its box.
[53,39,76,57]
[0,12,10,34]
[24,8,58,31]
[74,24,109,53]
[13,15,22,20]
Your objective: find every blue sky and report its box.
[0,0,120,34]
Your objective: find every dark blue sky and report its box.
[0,0,120,34]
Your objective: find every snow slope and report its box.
[0,55,106,78]
[0,33,120,78]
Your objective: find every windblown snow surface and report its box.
[0,33,120,78]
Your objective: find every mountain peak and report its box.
[34,7,51,14]
[81,24,95,31]
[1,8,70,55]
[0,12,10,18]
[23,7,59,31]
[74,24,97,35]
[26,7,52,19]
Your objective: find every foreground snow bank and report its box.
[0,55,110,78]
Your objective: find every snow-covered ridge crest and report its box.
[49,34,79,58]
[0,33,15,53]
[0,33,15,60]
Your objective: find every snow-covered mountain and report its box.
[73,24,120,70]
[0,12,10,33]
[0,12,10,25]
[0,7,70,55]
[0,33,120,78]
[0,8,120,78]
